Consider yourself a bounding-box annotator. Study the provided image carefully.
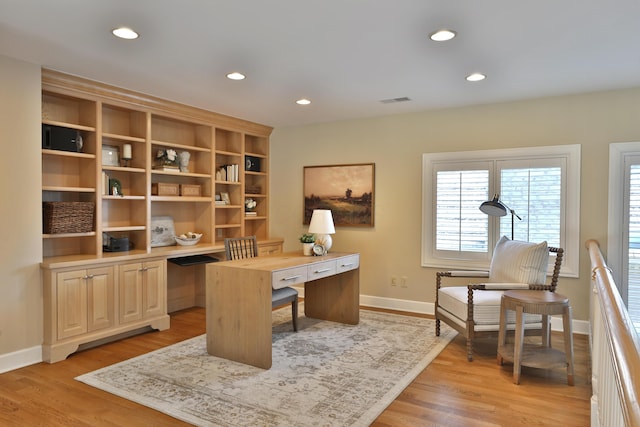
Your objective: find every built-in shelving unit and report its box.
[40,69,279,363]
[41,70,274,261]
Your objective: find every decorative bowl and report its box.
[175,233,202,246]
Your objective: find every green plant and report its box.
[299,233,315,243]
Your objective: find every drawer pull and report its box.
[281,275,303,281]
[314,268,332,274]
[341,263,354,268]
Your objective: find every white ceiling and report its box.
[1,0,640,128]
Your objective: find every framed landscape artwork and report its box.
[303,163,375,227]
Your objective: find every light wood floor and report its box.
[0,307,591,426]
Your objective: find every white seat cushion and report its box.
[438,286,541,327]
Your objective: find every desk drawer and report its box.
[307,260,337,281]
[337,255,359,273]
[272,266,307,289]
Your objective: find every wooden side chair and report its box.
[224,236,298,332]
[435,236,563,361]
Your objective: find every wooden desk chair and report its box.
[224,236,298,332]
[435,236,563,361]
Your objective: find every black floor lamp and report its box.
[479,194,522,240]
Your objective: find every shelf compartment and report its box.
[43,234,98,258]
[102,137,147,169]
[43,151,96,189]
[215,128,242,153]
[42,92,97,129]
[151,173,212,199]
[101,228,147,254]
[102,198,147,230]
[244,218,268,240]
[151,115,213,150]
[151,201,213,244]
[215,207,242,227]
[213,224,242,243]
[244,134,268,157]
[102,105,147,140]
[101,168,147,198]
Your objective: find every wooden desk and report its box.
[205,252,360,369]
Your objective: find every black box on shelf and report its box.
[42,124,83,152]
[245,155,261,172]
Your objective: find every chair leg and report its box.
[435,319,440,336]
[467,337,474,362]
[291,298,298,332]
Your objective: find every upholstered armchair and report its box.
[435,236,563,361]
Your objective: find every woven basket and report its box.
[43,202,94,234]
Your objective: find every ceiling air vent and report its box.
[380,97,411,104]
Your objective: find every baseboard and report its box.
[0,345,42,374]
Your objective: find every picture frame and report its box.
[102,145,120,167]
[220,192,231,205]
[150,216,176,247]
[303,163,375,227]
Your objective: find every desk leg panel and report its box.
[206,265,273,369]
[304,268,359,324]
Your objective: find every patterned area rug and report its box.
[76,308,456,426]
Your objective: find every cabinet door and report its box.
[142,259,166,319]
[56,270,88,340]
[118,262,144,324]
[87,266,115,332]
[118,260,166,324]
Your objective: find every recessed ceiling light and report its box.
[429,29,456,42]
[226,72,246,81]
[466,73,486,82]
[112,27,139,40]
[296,98,311,105]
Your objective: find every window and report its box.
[422,145,580,277]
[608,142,640,331]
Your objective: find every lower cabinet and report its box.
[42,258,170,363]
[118,259,166,324]
[56,266,115,340]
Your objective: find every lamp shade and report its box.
[479,194,507,217]
[308,209,335,234]
[308,209,335,252]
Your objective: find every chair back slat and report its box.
[225,236,258,260]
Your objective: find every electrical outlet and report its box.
[401,276,408,288]
[391,276,398,286]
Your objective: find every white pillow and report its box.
[489,236,549,285]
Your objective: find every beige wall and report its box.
[270,88,640,322]
[0,55,42,368]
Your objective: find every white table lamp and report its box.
[308,209,335,252]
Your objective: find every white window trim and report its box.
[422,144,580,277]
[608,141,640,288]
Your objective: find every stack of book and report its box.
[245,211,257,217]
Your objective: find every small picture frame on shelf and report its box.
[220,192,231,205]
[150,216,176,247]
[109,178,123,196]
[102,145,120,167]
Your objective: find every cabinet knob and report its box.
[83,274,94,280]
